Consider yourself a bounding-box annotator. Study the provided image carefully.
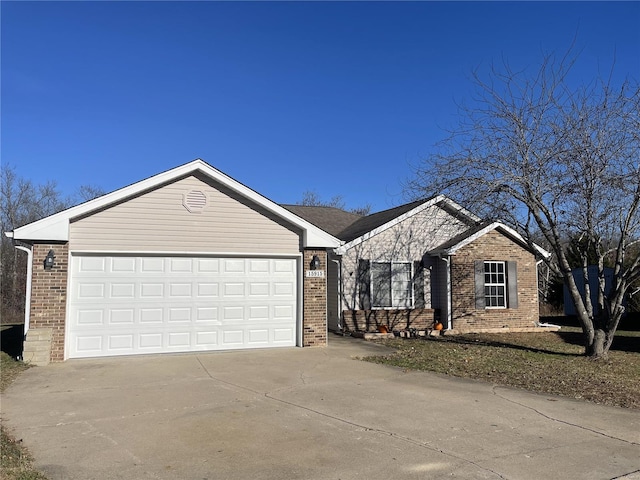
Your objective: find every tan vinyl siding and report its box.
[70,174,301,254]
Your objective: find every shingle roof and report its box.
[335,199,430,242]
[280,205,363,237]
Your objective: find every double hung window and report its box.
[483,261,507,308]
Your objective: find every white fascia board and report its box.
[335,195,451,254]
[446,200,482,223]
[11,160,209,241]
[443,222,551,259]
[10,159,341,248]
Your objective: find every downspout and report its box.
[441,255,453,331]
[536,259,544,304]
[331,257,343,333]
[15,244,33,337]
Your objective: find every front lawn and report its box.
[364,327,640,409]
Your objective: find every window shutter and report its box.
[413,261,425,308]
[357,259,371,310]
[507,261,518,309]
[474,260,485,309]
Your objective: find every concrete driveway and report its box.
[2,336,639,480]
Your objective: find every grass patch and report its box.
[1,352,48,480]
[364,327,640,409]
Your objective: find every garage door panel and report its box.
[110,335,134,350]
[223,283,245,297]
[77,309,104,326]
[274,259,295,274]
[273,282,294,296]
[111,283,135,298]
[140,333,163,349]
[110,309,134,324]
[76,335,103,353]
[223,259,245,273]
[112,257,136,272]
[197,258,219,273]
[249,259,270,273]
[141,257,165,272]
[77,256,106,272]
[274,327,295,343]
[196,307,218,322]
[222,330,244,345]
[69,255,298,358]
[248,329,269,344]
[195,330,218,347]
[169,283,192,297]
[197,283,218,297]
[249,282,269,296]
[170,258,193,273]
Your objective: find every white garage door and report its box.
[68,255,298,358]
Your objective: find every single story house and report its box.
[286,197,550,335]
[8,160,550,365]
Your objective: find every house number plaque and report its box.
[305,270,325,278]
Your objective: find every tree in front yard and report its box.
[408,48,640,359]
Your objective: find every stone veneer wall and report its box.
[450,230,539,330]
[302,249,327,347]
[26,243,69,364]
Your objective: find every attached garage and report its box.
[8,160,339,364]
[68,255,298,358]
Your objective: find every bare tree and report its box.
[0,165,105,323]
[300,190,371,216]
[408,50,640,359]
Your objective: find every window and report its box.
[484,261,506,307]
[474,260,518,309]
[371,262,413,308]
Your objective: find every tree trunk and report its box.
[586,329,608,360]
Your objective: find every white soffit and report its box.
[8,159,341,248]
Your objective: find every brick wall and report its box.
[28,243,69,362]
[342,308,435,332]
[302,249,327,347]
[451,230,539,330]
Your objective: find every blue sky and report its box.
[2,1,639,213]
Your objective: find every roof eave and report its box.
[10,159,342,248]
[430,222,551,259]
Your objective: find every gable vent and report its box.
[183,190,207,213]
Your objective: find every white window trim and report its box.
[370,261,414,309]
[484,261,507,309]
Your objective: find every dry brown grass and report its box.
[1,353,48,480]
[365,327,640,409]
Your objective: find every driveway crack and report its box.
[491,386,640,446]
[610,469,640,479]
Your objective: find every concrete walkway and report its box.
[2,336,639,480]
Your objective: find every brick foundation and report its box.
[27,243,68,363]
[342,308,436,332]
[302,249,327,347]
